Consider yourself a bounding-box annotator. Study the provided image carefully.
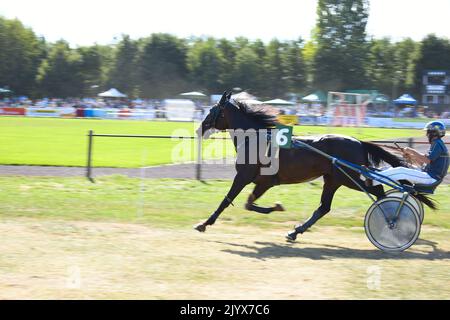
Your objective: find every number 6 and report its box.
[276,128,289,146]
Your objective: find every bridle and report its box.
[208,103,225,128]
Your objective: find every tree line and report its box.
[1,0,450,100]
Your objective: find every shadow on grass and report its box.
[216,238,450,261]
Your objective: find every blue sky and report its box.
[2,0,450,46]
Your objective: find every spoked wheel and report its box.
[385,189,424,224]
[365,198,421,252]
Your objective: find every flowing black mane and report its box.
[233,100,279,128]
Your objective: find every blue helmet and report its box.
[424,121,446,138]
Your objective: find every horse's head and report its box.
[197,91,233,138]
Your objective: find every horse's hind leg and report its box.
[245,181,285,214]
[286,176,339,241]
[366,185,385,200]
[342,175,385,200]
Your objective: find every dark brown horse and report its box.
[194,92,431,241]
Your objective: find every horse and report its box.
[194,91,435,241]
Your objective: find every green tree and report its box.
[366,37,419,97]
[77,45,103,96]
[413,34,450,95]
[302,39,318,90]
[247,40,268,93]
[281,39,307,94]
[107,35,139,96]
[249,39,266,61]
[393,38,418,95]
[217,38,237,90]
[313,0,370,91]
[231,46,263,93]
[36,40,82,97]
[187,38,226,93]
[264,39,287,97]
[137,33,188,98]
[0,17,46,96]
[367,37,396,95]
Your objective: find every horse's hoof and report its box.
[285,231,297,242]
[194,223,206,232]
[274,202,285,211]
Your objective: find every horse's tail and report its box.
[361,141,407,168]
[362,141,437,210]
[414,193,438,210]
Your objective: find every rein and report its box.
[209,105,223,127]
[373,143,414,166]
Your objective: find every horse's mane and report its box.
[233,100,279,128]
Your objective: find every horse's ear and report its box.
[218,91,228,105]
[226,91,232,101]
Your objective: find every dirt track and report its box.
[1,218,449,299]
[0,163,236,179]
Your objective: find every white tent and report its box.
[98,88,127,98]
[263,98,295,106]
[179,91,206,98]
[302,93,321,102]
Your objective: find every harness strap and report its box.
[333,162,376,203]
[225,196,234,206]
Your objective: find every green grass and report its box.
[0,117,424,167]
[1,176,449,230]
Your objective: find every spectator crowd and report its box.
[1,96,449,120]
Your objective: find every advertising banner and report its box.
[26,107,75,117]
[277,115,298,125]
[0,107,26,116]
[26,107,59,117]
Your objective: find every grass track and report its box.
[0,117,423,167]
[2,176,449,229]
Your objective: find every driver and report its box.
[374,121,448,186]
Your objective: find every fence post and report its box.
[86,130,94,182]
[196,132,202,181]
[408,137,414,148]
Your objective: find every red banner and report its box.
[118,109,131,118]
[0,107,26,116]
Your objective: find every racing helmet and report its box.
[423,121,446,139]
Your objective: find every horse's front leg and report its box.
[245,181,284,214]
[195,172,252,232]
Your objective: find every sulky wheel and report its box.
[365,197,421,252]
[385,189,424,224]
